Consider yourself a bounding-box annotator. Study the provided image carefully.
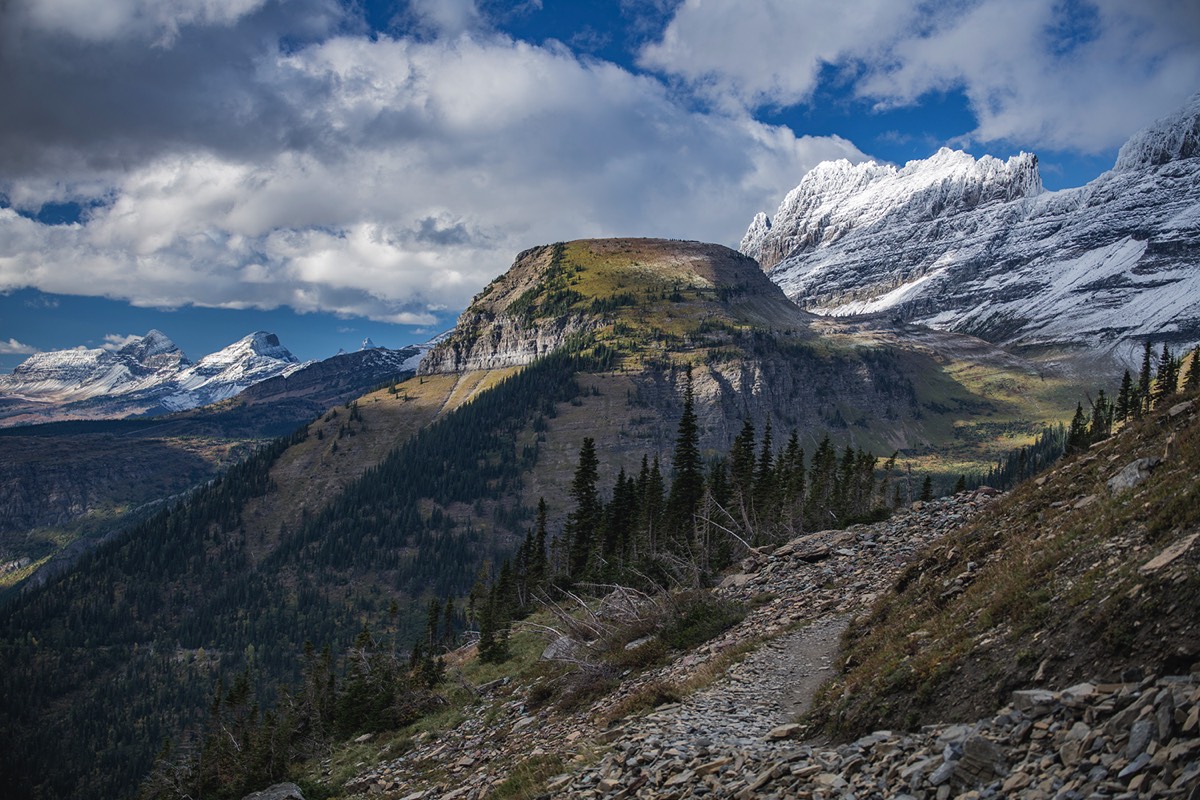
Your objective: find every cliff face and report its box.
[742,95,1200,367]
[419,239,799,375]
[420,244,593,374]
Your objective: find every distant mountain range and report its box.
[742,93,1200,370]
[0,331,428,427]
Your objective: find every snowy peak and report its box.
[116,330,189,370]
[167,332,304,409]
[1114,93,1200,171]
[743,94,1200,370]
[360,337,379,350]
[743,148,1042,271]
[0,330,309,420]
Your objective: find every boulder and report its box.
[1107,458,1161,494]
[241,783,304,800]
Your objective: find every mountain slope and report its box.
[743,94,1200,370]
[0,344,424,594]
[0,330,309,425]
[0,237,1101,800]
[811,386,1200,737]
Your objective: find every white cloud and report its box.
[15,0,270,45]
[0,338,40,355]
[0,32,866,323]
[641,0,1200,153]
[101,333,143,351]
[406,0,482,37]
[640,0,917,111]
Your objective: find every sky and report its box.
[1,0,1198,372]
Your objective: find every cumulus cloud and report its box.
[101,333,143,351]
[641,0,1200,153]
[0,338,41,355]
[13,0,271,45]
[0,17,865,324]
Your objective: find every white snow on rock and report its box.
[743,94,1200,367]
[0,330,308,414]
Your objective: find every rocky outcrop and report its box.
[419,243,600,374]
[743,94,1200,367]
[419,311,598,374]
[561,674,1200,799]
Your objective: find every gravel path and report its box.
[653,614,848,746]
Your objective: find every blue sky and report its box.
[1,0,1197,371]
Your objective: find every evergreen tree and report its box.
[729,417,757,522]
[1089,389,1113,441]
[442,600,456,647]
[425,598,441,651]
[919,475,934,502]
[1066,402,1090,453]
[1138,340,1154,413]
[565,437,601,578]
[752,418,775,519]
[953,474,967,494]
[531,498,549,586]
[1188,348,1200,393]
[777,431,805,530]
[1153,343,1178,407]
[665,368,704,550]
[804,436,837,529]
[1115,370,1134,422]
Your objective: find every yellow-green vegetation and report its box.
[237,371,478,558]
[808,388,1200,738]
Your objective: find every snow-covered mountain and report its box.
[0,330,308,424]
[162,332,306,411]
[742,94,1200,370]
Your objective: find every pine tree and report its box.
[531,498,549,586]
[778,431,805,530]
[442,599,456,647]
[1138,340,1154,413]
[1188,348,1200,393]
[919,476,934,502]
[729,417,757,522]
[1115,370,1134,422]
[1153,343,1178,407]
[953,475,967,494]
[1066,402,1090,453]
[804,436,837,529]
[665,368,704,550]
[1089,389,1112,441]
[565,437,601,578]
[426,598,441,651]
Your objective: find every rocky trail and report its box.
[344,492,996,799]
[340,481,1200,799]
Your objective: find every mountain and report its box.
[0,237,1103,800]
[0,330,309,425]
[0,342,426,597]
[742,94,1200,371]
[0,329,189,404]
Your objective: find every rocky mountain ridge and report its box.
[0,330,308,425]
[743,94,1200,370]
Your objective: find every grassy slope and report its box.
[239,368,522,563]
[809,388,1200,738]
